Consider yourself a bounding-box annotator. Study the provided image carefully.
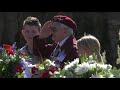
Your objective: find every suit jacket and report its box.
[33,35,79,68]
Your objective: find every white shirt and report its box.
[58,36,70,47]
[54,36,70,68]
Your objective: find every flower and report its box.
[6,48,14,55]
[0,43,31,78]
[75,63,90,75]
[0,43,120,78]
[31,66,39,74]
[49,66,58,73]
[16,65,23,74]
[40,72,52,78]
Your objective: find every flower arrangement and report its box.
[23,54,120,78]
[0,43,120,78]
[23,59,58,78]
[49,55,117,78]
[0,43,31,78]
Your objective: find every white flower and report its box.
[63,58,79,71]
[64,65,71,71]
[97,64,112,70]
[49,71,53,75]
[6,59,10,63]
[10,54,15,59]
[89,55,93,60]
[90,74,98,78]
[44,59,55,66]
[38,66,44,70]
[109,74,114,78]
[0,59,3,62]
[73,58,80,65]
[89,63,97,70]
[54,71,60,75]
[90,74,106,78]
[75,62,90,75]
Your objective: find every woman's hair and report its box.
[23,16,41,31]
[77,34,103,63]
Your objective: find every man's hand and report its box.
[39,20,53,38]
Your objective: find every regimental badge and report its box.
[56,50,66,62]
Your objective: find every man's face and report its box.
[22,25,40,44]
[50,22,65,42]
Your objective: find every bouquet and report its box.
[24,59,58,78]
[0,43,31,78]
[1,43,120,78]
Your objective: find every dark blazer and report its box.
[33,35,79,67]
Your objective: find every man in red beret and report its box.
[33,15,79,68]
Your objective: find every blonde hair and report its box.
[77,34,103,63]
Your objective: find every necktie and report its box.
[50,45,61,60]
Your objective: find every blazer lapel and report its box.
[61,35,77,53]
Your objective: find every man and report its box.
[33,15,79,68]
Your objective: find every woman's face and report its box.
[22,25,40,44]
[77,45,93,58]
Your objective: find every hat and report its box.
[52,15,77,31]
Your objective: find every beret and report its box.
[52,15,77,31]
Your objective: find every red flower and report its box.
[3,44,14,55]
[49,66,58,73]
[16,65,23,74]
[40,72,52,78]
[31,66,39,74]
[3,44,12,49]
[6,49,14,55]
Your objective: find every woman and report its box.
[77,34,104,63]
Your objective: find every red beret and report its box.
[52,15,77,31]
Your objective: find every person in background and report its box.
[77,34,104,64]
[20,16,43,64]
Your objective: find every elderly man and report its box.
[33,15,79,68]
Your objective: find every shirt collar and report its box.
[58,36,70,47]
